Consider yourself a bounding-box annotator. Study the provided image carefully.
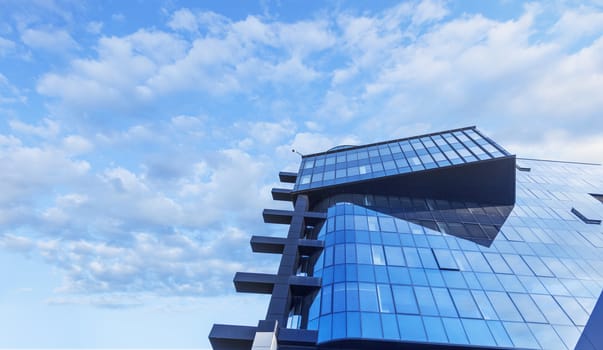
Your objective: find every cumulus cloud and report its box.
[37,11,334,112]
[21,28,77,52]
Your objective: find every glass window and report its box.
[483,253,512,274]
[317,314,332,343]
[388,266,411,284]
[384,246,405,266]
[503,322,539,349]
[471,290,498,320]
[555,296,590,326]
[432,248,460,270]
[361,312,382,339]
[414,286,439,316]
[392,285,418,314]
[523,255,554,277]
[509,293,546,323]
[487,321,513,348]
[397,315,426,342]
[331,312,346,339]
[346,282,359,311]
[442,317,468,344]
[381,313,400,340]
[321,285,332,315]
[423,316,448,343]
[359,283,379,312]
[403,247,422,267]
[356,244,372,264]
[461,319,496,346]
[528,323,565,350]
[372,245,385,265]
[449,289,482,318]
[486,291,523,322]
[332,283,346,313]
[377,284,395,313]
[432,287,458,317]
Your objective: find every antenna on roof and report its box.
[292,149,304,157]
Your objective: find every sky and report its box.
[0,0,602,348]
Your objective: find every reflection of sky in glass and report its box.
[307,159,603,349]
[295,127,510,191]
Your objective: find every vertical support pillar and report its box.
[265,195,310,325]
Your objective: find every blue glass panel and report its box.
[409,268,429,286]
[374,265,389,283]
[346,282,359,311]
[333,283,346,312]
[361,312,382,339]
[442,317,469,344]
[432,287,458,317]
[425,269,446,287]
[388,266,411,284]
[414,286,439,316]
[377,284,395,313]
[476,272,504,291]
[555,296,590,326]
[384,246,405,266]
[449,289,482,319]
[321,284,332,315]
[509,293,547,323]
[553,324,581,350]
[528,323,565,350]
[381,313,400,340]
[503,322,540,349]
[397,314,426,342]
[442,270,468,289]
[346,311,361,338]
[472,290,498,320]
[487,320,514,347]
[462,318,496,346]
[357,264,375,282]
[432,248,459,270]
[498,274,526,293]
[423,316,448,343]
[403,247,422,267]
[417,248,438,268]
[331,313,346,339]
[531,294,573,325]
[317,314,332,343]
[392,285,419,314]
[486,291,523,322]
[359,283,379,312]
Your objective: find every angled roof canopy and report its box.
[293,126,516,207]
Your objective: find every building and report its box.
[209,126,603,350]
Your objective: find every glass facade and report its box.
[306,158,603,349]
[210,127,603,350]
[295,127,510,191]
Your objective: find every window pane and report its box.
[397,315,426,342]
[392,285,418,314]
[449,289,481,318]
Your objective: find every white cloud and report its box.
[21,28,77,52]
[9,118,60,138]
[0,73,26,104]
[0,36,15,56]
[86,21,103,34]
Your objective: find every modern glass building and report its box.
[209,126,603,350]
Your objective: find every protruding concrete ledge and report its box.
[234,272,276,294]
[288,276,321,295]
[279,171,297,183]
[251,236,286,254]
[250,236,324,256]
[208,324,255,350]
[263,209,326,225]
[277,328,318,346]
[272,188,293,201]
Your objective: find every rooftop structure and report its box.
[209,126,603,350]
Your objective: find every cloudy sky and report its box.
[0,0,602,348]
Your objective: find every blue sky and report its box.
[0,0,602,348]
